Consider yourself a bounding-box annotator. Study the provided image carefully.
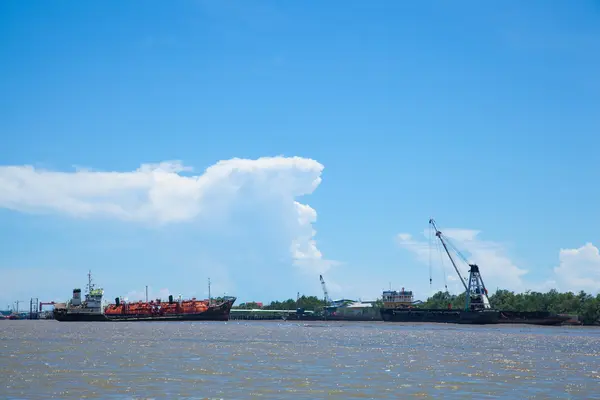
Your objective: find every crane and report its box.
[429,219,491,311]
[319,274,332,306]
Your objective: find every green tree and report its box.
[372,298,384,308]
[233,301,263,310]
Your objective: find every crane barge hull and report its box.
[498,311,570,326]
[381,308,499,324]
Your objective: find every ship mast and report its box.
[429,219,491,310]
[208,278,211,305]
[86,270,94,294]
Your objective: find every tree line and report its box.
[233,295,327,311]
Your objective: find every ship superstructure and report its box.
[53,271,108,322]
[382,288,414,309]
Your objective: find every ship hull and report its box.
[324,307,382,321]
[53,311,109,322]
[105,308,231,322]
[325,315,382,322]
[381,308,499,325]
[104,299,235,322]
[286,314,324,321]
[498,311,571,326]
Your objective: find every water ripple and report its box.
[0,321,599,399]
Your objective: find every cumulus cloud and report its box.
[0,156,336,275]
[553,243,600,293]
[396,225,600,296]
[396,226,528,292]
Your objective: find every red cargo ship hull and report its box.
[104,296,236,322]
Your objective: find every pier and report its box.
[1,297,55,320]
[229,309,317,320]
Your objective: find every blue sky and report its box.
[1,1,599,308]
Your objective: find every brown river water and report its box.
[1,320,599,399]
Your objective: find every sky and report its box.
[1,0,599,309]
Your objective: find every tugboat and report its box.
[381,219,500,325]
[53,271,108,322]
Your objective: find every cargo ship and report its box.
[54,272,236,322]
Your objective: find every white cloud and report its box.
[553,243,600,294]
[0,156,336,275]
[396,227,528,293]
[396,233,412,241]
[291,201,339,272]
[396,226,600,296]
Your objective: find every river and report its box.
[1,320,599,399]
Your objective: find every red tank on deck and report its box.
[104,295,236,322]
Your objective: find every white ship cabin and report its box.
[382,288,414,309]
[85,288,104,310]
[68,287,104,311]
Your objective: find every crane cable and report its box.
[428,223,433,288]
[429,222,449,292]
[442,233,470,265]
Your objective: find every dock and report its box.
[229,309,316,320]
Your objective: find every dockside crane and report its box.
[319,274,332,306]
[429,219,491,311]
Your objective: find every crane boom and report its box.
[429,219,491,310]
[429,219,468,291]
[319,275,331,305]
